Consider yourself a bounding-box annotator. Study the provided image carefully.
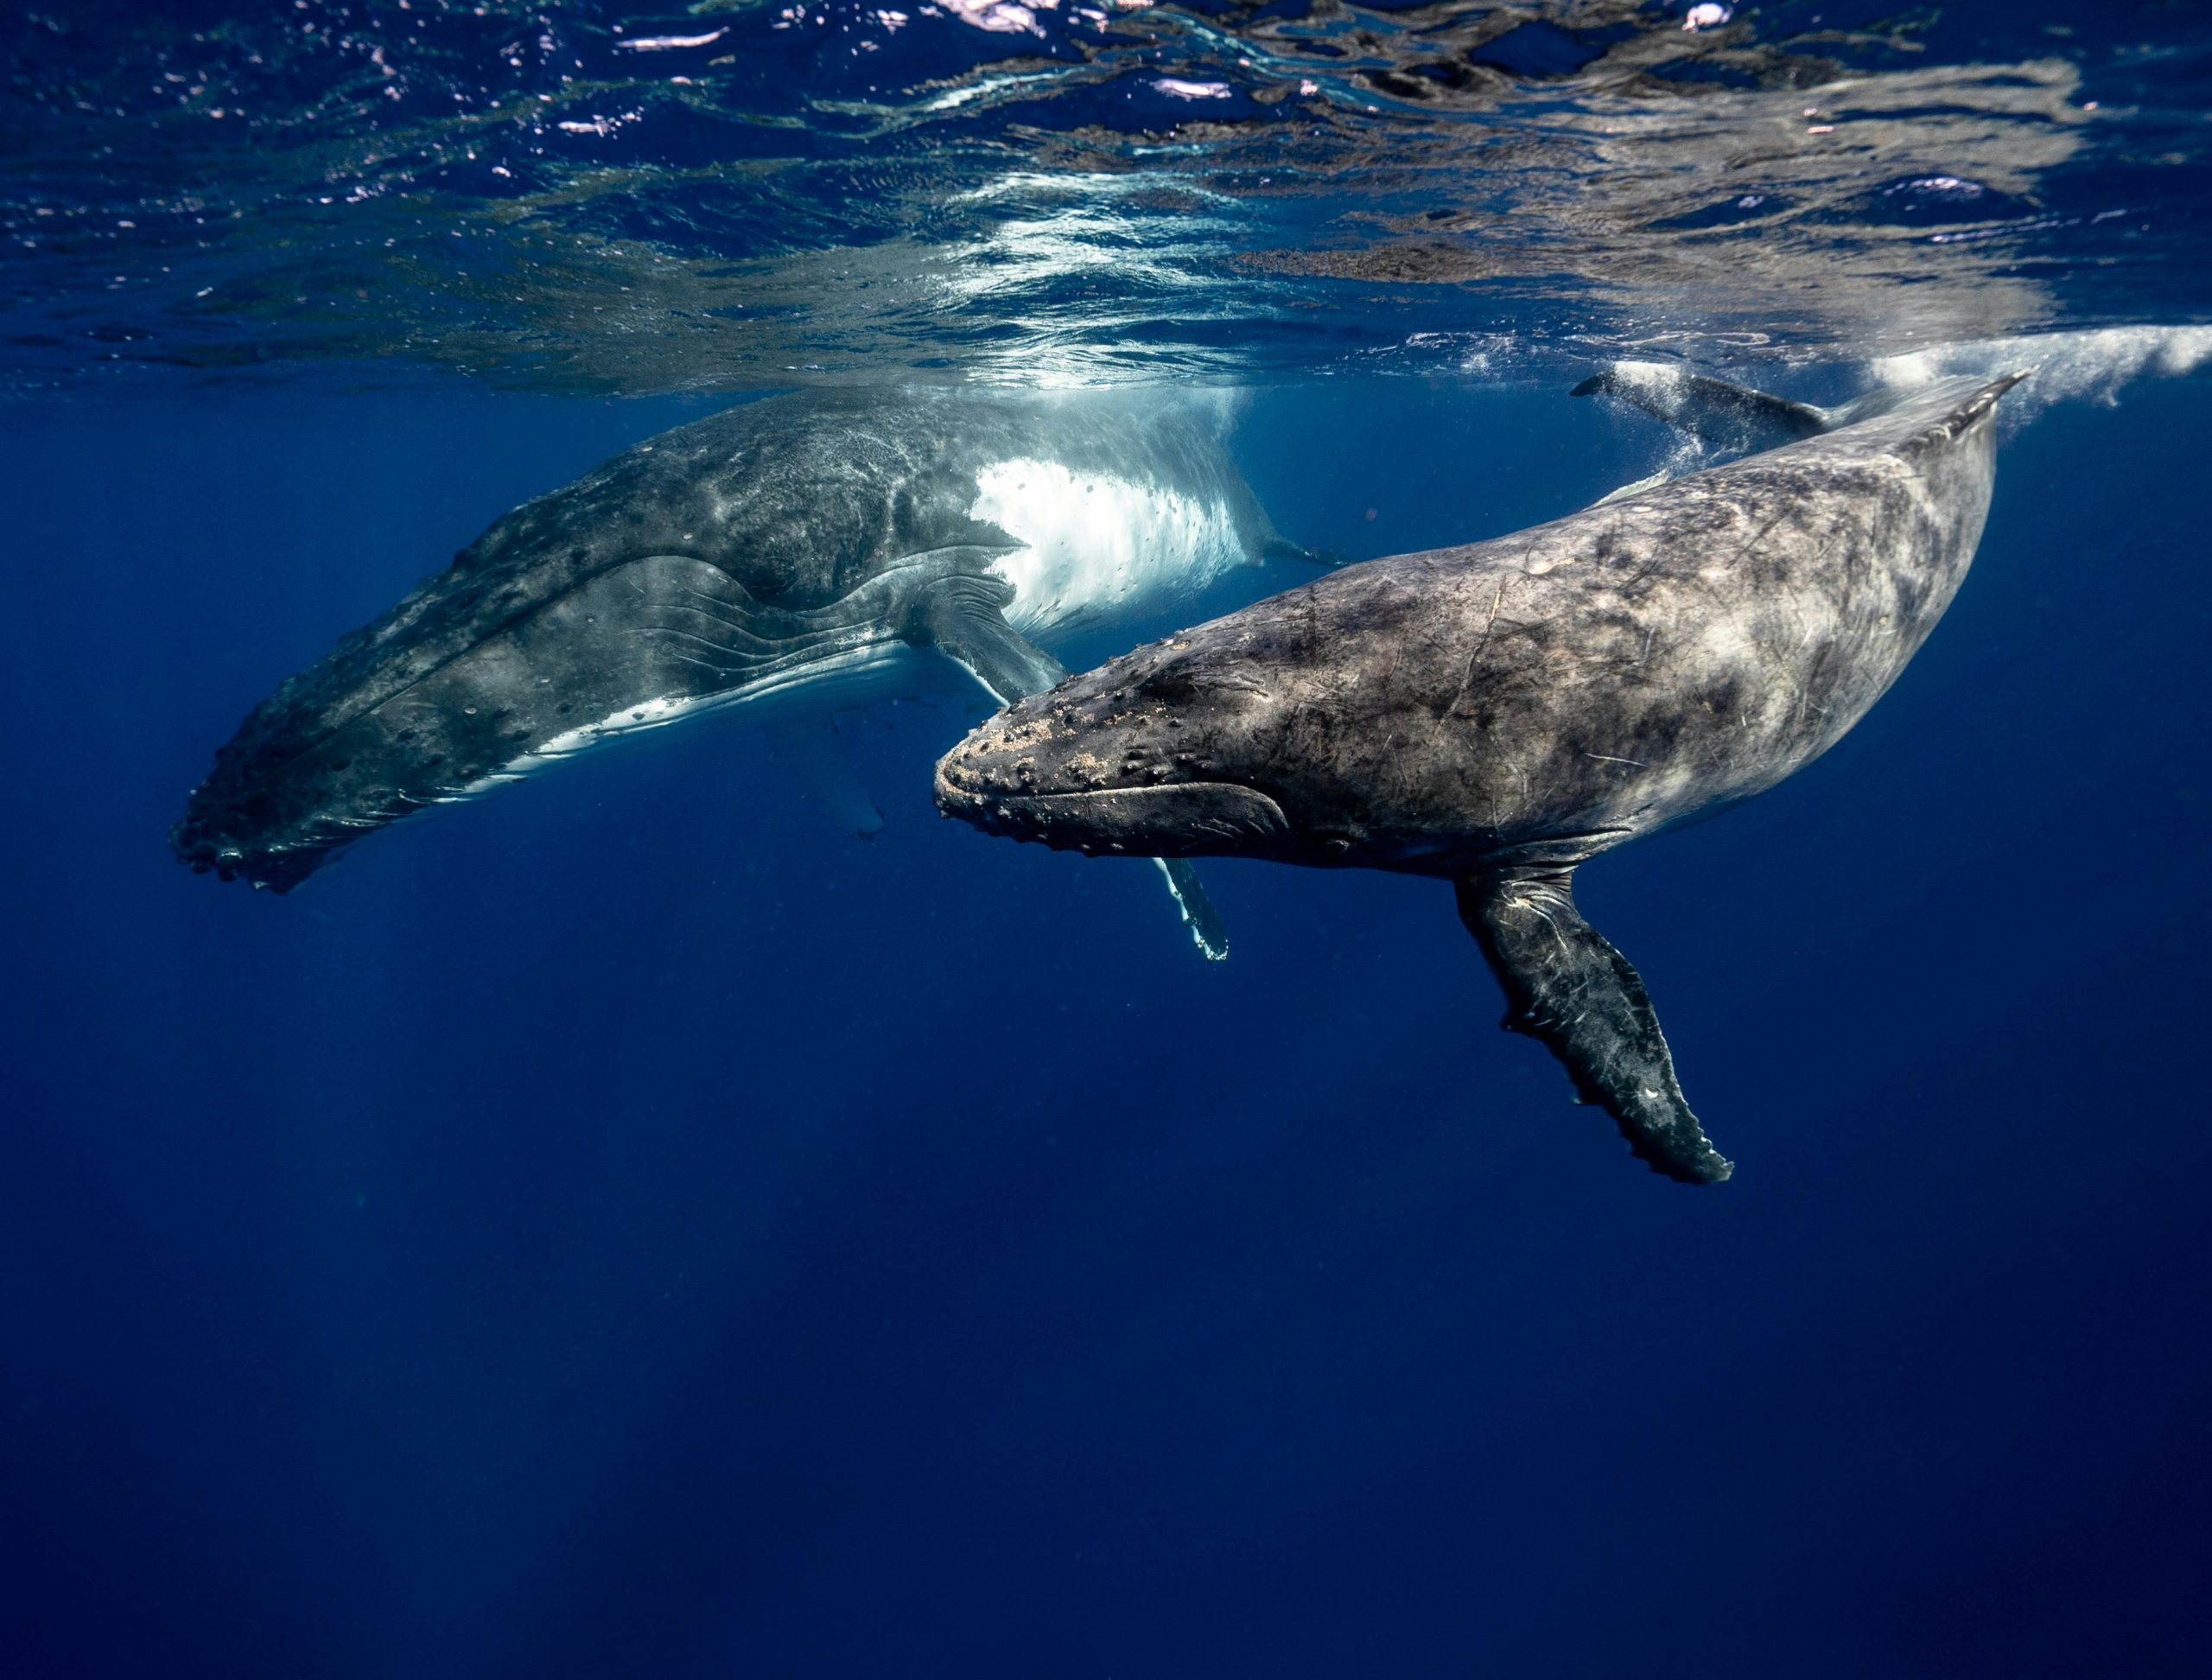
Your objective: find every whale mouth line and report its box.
[934,770,1292,856]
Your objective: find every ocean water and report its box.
[4,3,2211,1677]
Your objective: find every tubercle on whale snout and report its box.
[931,754,1073,848]
[168,821,330,894]
[933,738,1296,861]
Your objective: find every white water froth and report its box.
[1872,325,2212,425]
[972,457,1249,639]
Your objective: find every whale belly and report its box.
[970,457,1249,640]
[442,643,932,802]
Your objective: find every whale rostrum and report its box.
[173,386,1332,960]
[937,372,2025,1180]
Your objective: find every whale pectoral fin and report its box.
[1573,366,1829,457]
[906,574,1068,705]
[1456,869,1732,1185]
[1154,856,1230,962]
[762,713,883,838]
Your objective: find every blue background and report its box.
[3,372,2208,1676]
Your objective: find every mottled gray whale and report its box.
[936,372,2023,1180]
[174,385,1319,958]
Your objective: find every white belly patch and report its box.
[969,458,1249,640]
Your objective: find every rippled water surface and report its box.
[8,0,2210,391]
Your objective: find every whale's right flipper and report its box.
[1456,869,1732,1185]
[912,570,1231,962]
[1573,365,1830,458]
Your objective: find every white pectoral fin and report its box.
[1154,856,1230,962]
[762,713,884,838]
[912,574,1068,705]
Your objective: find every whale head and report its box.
[171,751,377,893]
[934,625,1330,868]
[934,574,1490,874]
[169,550,848,893]
[166,610,626,894]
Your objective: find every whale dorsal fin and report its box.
[1262,535,1350,569]
[1574,364,1830,457]
[1456,868,1732,1184]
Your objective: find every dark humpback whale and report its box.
[173,385,1318,958]
[935,372,2023,1180]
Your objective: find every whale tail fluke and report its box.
[1457,868,1733,1185]
[1574,362,1831,457]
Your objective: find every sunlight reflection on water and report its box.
[1,2,2203,394]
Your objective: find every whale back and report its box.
[934,374,2016,879]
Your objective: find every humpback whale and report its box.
[936,372,2023,1180]
[173,385,1319,958]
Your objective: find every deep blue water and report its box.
[5,370,2211,1676]
[8,0,2212,1675]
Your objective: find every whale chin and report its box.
[932,765,1291,859]
[168,822,334,894]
